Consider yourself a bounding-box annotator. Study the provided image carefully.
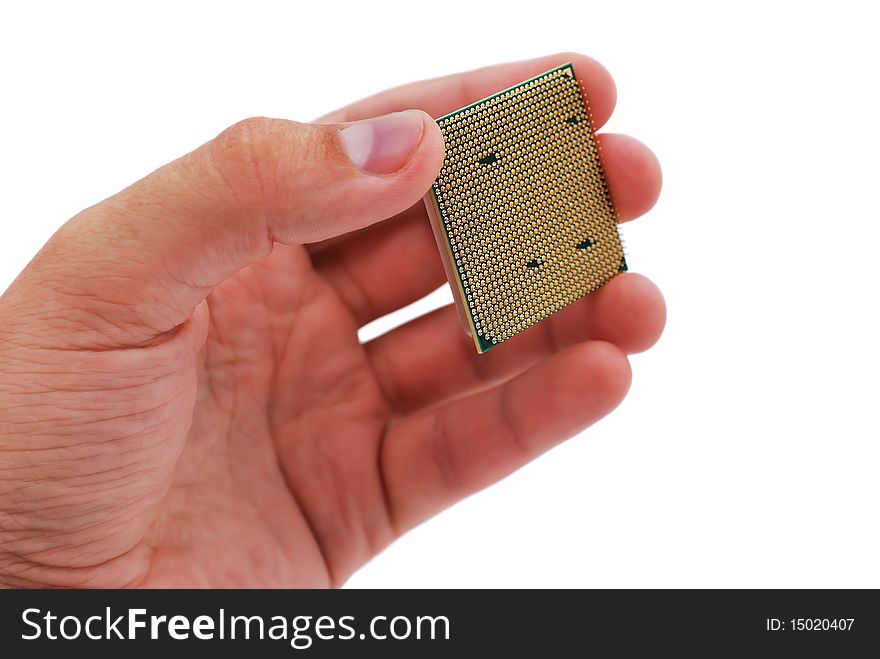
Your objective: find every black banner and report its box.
[0,589,876,656]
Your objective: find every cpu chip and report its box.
[424,63,627,353]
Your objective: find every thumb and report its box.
[5,111,444,348]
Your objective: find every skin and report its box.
[0,53,665,588]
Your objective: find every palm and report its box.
[139,244,393,587]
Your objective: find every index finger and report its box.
[316,52,618,130]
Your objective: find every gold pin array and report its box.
[427,64,626,353]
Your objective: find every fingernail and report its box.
[340,111,425,175]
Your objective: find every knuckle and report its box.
[207,117,335,217]
[208,117,281,205]
[426,412,465,496]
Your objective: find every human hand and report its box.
[0,53,664,588]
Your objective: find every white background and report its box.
[1,1,878,587]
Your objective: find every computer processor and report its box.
[424,63,627,353]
